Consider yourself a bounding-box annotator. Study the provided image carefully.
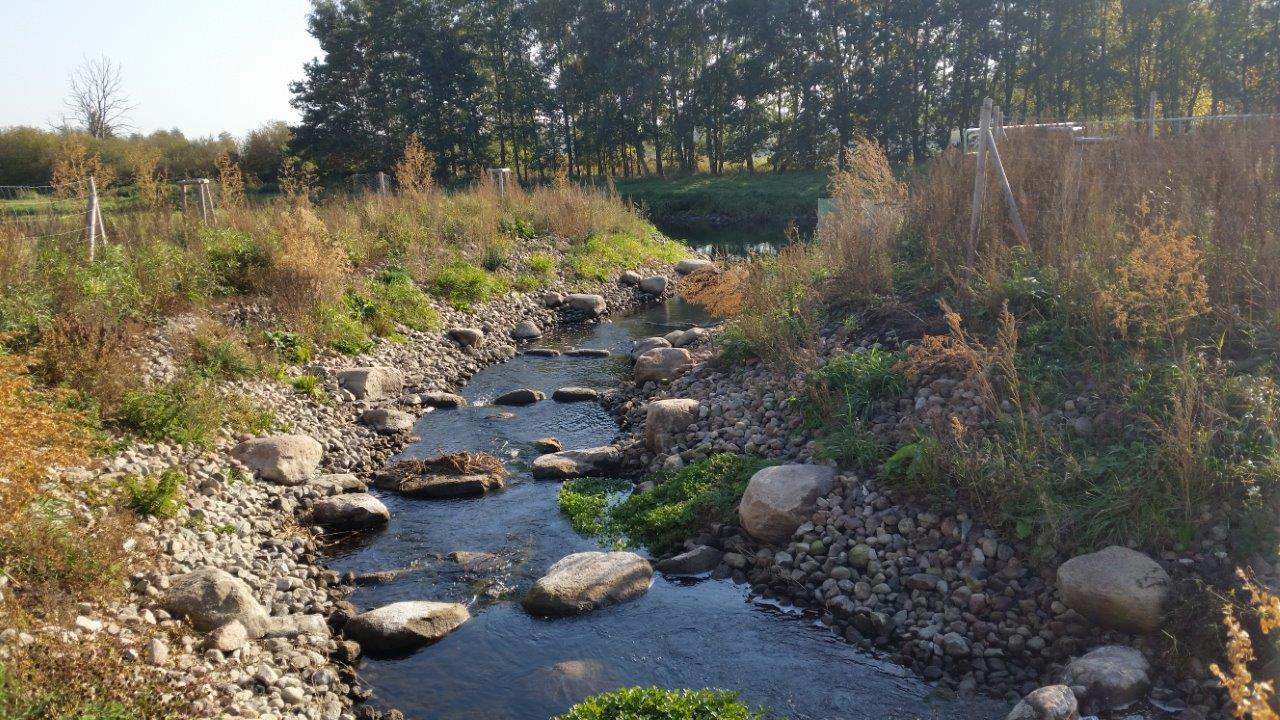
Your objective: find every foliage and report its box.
[124,468,184,518]
[394,133,435,195]
[118,375,263,447]
[555,687,765,720]
[557,478,632,536]
[564,232,684,282]
[611,454,773,554]
[429,263,505,310]
[1212,571,1280,719]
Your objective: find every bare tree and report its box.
[63,56,134,138]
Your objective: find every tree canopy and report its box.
[290,0,1280,180]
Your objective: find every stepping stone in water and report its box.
[343,601,470,653]
[420,391,466,408]
[524,348,561,357]
[532,437,563,453]
[565,348,610,358]
[494,388,545,405]
[552,387,598,402]
[374,454,507,498]
[531,446,622,479]
[523,551,653,616]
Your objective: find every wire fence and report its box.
[0,182,94,243]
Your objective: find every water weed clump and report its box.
[555,687,766,720]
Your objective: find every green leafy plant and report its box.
[555,687,766,720]
[264,330,312,364]
[429,263,506,310]
[557,478,632,536]
[123,468,184,518]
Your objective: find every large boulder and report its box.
[309,493,390,530]
[337,367,404,401]
[738,464,836,544]
[633,347,694,384]
[655,546,723,576]
[343,601,470,653]
[1058,645,1150,714]
[619,270,642,285]
[639,276,669,295]
[522,552,653,616]
[673,327,710,348]
[511,320,543,341]
[163,568,269,637]
[231,435,323,485]
[630,337,671,360]
[494,388,545,406]
[1006,685,1079,720]
[374,458,506,498]
[359,407,415,435]
[531,446,622,480]
[1056,546,1169,634]
[566,293,607,317]
[552,386,598,402]
[448,327,484,347]
[675,258,713,275]
[645,399,700,453]
[420,391,466,409]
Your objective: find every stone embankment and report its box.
[601,264,1225,720]
[21,259,682,720]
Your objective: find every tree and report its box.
[63,56,134,139]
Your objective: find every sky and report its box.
[0,0,322,138]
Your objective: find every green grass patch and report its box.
[120,375,274,447]
[368,268,440,331]
[429,263,507,310]
[555,687,766,720]
[559,455,774,555]
[565,231,685,282]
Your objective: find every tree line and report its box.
[290,0,1280,182]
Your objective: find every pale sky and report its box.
[0,0,322,138]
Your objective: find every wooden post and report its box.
[84,175,99,261]
[1147,91,1157,139]
[198,180,210,224]
[985,127,1029,246]
[967,98,993,261]
[376,171,388,197]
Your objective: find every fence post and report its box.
[968,98,993,261]
[1147,91,1157,139]
[377,171,388,197]
[84,175,99,261]
[985,127,1029,246]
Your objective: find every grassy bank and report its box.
[0,163,683,717]
[609,171,827,226]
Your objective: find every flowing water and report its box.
[326,297,1004,719]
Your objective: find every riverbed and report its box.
[325,296,1004,719]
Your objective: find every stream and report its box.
[325,287,1005,719]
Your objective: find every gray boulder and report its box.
[552,386,598,402]
[639,276,669,295]
[673,327,710,347]
[494,388,545,406]
[343,601,470,652]
[359,407,415,435]
[542,291,565,307]
[630,337,672,360]
[645,399,700,453]
[374,465,505,498]
[337,367,404,401]
[421,391,466,408]
[634,347,694,384]
[448,327,484,347]
[263,614,330,639]
[566,293,607,317]
[311,473,367,495]
[531,446,622,479]
[523,551,653,616]
[310,493,390,530]
[511,320,543,340]
[619,270,642,285]
[164,568,269,637]
[738,464,836,544]
[1057,546,1169,634]
[1059,645,1150,713]
[675,258,713,275]
[655,546,723,576]
[533,437,563,453]
[565,348,611,358]
[231,435,323,485]
[1006,685,1079,720]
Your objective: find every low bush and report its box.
[120,375,272,447]
[565,231,685,282]
[368,267,440,331]
[555,687,765,720]
[289,374,325,399]
[185,330,258,380]
[34,315,142,416]
[263,330,311,364]
[557,478,631,536]
[429,263,505,310]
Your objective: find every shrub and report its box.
[290,374,325,399]
[809,348,905,421]
[202,227,266,295]
[124,468,184,518]
[264,330,311,364]
[555,687,765,720]
[311,302,373,355]
[35,314,142,416]
[565,231,684,282]
[185,331,257,380]
[369,268,440,331]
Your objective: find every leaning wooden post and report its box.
[199,180,210,224]
[84,175,99,261]
[376,171,388,197]
[967,98,993,261]
[985,127,1029,246]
